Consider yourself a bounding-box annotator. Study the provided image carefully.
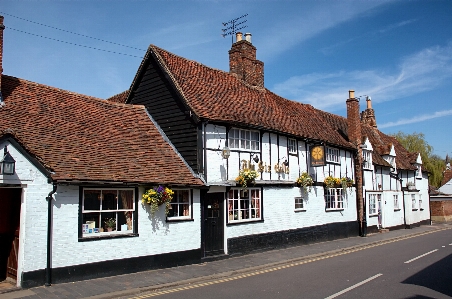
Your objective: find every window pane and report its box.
[84,190,101,211]
[102,190,117,210]
[118,190,134,210]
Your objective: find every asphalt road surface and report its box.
[127,229,452,299]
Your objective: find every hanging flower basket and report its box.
[324,176,341,189]
[235,169,259,189]
[340,177,354,194]
[142,185,174,215]
[296,172,314,193]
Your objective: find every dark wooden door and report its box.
[203,192,224,256]
[0,188,22,281]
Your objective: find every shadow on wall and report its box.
[402,253,452,297]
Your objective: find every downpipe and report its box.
[45,182,57,287]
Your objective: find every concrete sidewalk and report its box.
[1,223,450,299]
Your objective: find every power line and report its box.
[0,11,146,52]
[8,27,144,59]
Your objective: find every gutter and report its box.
[45,181,57,287]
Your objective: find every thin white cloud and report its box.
[379,109,452,128]
[257,0,394,61]
[273,42,452,109]
[320,19,417,55]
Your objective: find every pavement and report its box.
[1,222,450,299]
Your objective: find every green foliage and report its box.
[391,131,445,187]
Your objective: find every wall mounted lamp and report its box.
[253,155,259,163]
[0,145,16,175]
[221,146,231,159]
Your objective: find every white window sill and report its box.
[325,208,344,212]
[294,209,306,212]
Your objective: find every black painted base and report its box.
[21,248,202,288]
[406,219,431,229]
[227,221,359,255]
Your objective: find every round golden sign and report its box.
[312,146,324,160]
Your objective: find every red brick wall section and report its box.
[430,200,452,222]
[346,97,361,146]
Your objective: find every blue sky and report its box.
[2,0,451,158]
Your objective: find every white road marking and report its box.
[404,249,438,264]
[324,273,383,299]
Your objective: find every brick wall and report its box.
[228,40,264,87]
[430,200,452,222]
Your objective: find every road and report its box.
[125,229,452,299]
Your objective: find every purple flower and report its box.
[156,185,164,193]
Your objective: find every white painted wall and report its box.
[0,141,53,287]
[1,141,202,280]
[225,186,357,242]
[50,187,201,269]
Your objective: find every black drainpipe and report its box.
[400,178,407,229]
[45,181,57,287]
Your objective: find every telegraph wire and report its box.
[0,11,146,52]
[8,27,144,59]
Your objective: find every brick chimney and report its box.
[346,90,366,236]
[0,15,4,96]
[360,96,377,128]
[229,32,264,88]
[346,90,362,146]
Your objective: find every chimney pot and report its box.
[349,90,355,99]
[236,32,243,42]
[366,96,372,109]
[245,33,252,43]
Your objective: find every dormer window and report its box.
[416,165,422,179]
[363,150,372,170]
[326,147,340,163]
[386,156,396,172]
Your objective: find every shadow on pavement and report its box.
[402,253,452,297]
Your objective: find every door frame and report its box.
[0,186,23,285]
[201,190,225,257]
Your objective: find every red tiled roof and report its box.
[122,44,419,171]
[0,75,203,186]
[131,45,354,149]
[106,90,129,103]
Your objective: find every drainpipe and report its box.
[45,182,57,287]
[400,178,406,228]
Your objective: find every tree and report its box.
[391,131,444,187]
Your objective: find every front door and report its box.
[377,194,383,228]
[203,192,224,256]
[0,188,22,281]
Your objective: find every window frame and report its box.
[166,189,193,221]
[416,165,422,179]
[227,188,261,223]
[324,188,344,211]
[411,194,417,210]
[79,187,138,240]
[368,193,381,216]
[393,194,400,210]
[363,150,372,170]
[229,128,260,152]
[326,147,340,164]
[288,138,297,154]
[294,196,305,211]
